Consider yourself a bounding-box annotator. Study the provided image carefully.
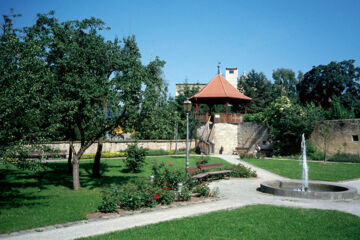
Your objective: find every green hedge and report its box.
[328,153,360,163]
[80,149,196,159]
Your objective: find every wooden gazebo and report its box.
[189,73,251,124]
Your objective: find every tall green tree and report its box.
[297,60,360,117]
[238,69,274,113]
[272,68,298,101]
[0,11,57,166]
[1,11,165,190]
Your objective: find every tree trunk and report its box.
[324,142,327,163]
[92,137,103,178]
[67,144,72,174]
[70,143,81,190]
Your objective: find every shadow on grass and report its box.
[0,160,140,209]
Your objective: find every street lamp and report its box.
[183,100,192,173]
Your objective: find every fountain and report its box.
[259,134,358,200]
[300,133,308,192]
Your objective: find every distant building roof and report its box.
[189,74,251,104]
[175,83,206,96]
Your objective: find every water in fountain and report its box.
[299,133,309,191]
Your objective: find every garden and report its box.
[0,153,257,234]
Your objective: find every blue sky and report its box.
[2,0,360,96]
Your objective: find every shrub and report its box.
[230,164,257,178]
[193,184,210,197]
[184,178,198,190]
[147,149,171,156]
[243,112,264,123]
[196,155,210,167]
[176,186,191,201]
[124,143,147,172]
[81,151,126,159]
[157,188,176,205]
[152,161,185,190]
[306,142,324,160]
[195,146,201,154]
[98,184,120,213]
[328,153,360,163]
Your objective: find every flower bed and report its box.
[98,160,217,213]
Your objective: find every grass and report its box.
[79,205,360,240]
[0,155,230,234]
[242,158,360,181]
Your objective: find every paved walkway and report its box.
[3,155,360,240]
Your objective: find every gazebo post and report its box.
[226,102,229,114]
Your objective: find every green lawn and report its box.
[0,155,230,234]
[243,158,360,181]
[80,205,360,240]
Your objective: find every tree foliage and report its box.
[0,12,165,190]
[272,68,298,101]
[263,97,325,155]
[298,60,360,117]
[238,69,274,113]
[0,11,57,165]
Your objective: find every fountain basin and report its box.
[260,180,358,200]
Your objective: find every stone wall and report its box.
[196,122,269,155]
[44,140,196,155]
[310,119,360,156]
[238,122,269,152]
[212,123,238,155]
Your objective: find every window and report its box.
[229,70,234,74]
[353,135,359,141]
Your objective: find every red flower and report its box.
[155,164,158,167]
[147,189,150,192]
[169,161,173,166]
[156,191,161,200]
[209,193,212,197]
[168,187,171,190]
[200,160,203,163]
[110,184,112,187]
[163,187,167,190]
[146,198,149,201]
[197,168,201,171]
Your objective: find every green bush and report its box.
[193,184,210,197]
[147,149,171,156]
[230,164,257,178]
[118,183,145,210]
[328,153,360,163]
[152,161,185,190]
[196,155,210,167]
[243,112,264,123]
[98,184,120,213]
[195,146,201,154]
[124,143,147,172]
[177,186,191,201]
[157,188,176,205]
[306,142,324,160]
[81,151,126,159]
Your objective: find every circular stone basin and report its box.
[260,180,358,200]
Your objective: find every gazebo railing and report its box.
[197,113,244,124]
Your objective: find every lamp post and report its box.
[183,100,192,173]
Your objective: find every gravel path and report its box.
[3,155,360,240]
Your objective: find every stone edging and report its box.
[0,197,223,238]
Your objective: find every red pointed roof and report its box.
[189,74,251,104]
